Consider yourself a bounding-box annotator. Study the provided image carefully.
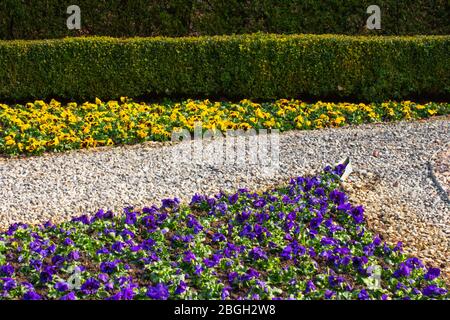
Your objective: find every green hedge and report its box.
[0,34,449,101]
[0,0,449,39]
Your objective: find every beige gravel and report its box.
[343,172,450,285]
[431,146,450,200]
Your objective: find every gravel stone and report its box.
[430,145,450,201]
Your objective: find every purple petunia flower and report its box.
[119,284,136,300]
[107,292,122,300]
[412,288,421,295]
[229,193,239,205]
[337,202,352,212]
[333,164,346,176]
[175,281,187,295]
[59,292,76,300]
[93,209,106,220]
[373,235,382,246]
[40,267,54,283]
[190,193,205,205]
[223,242,238,259]
[239,223,256,239]
[67,250,80,261]
[324,290,335,299]
[55,281,69,292]
[43,221,54,229]
[358,289,370,300]
[237,211,252,223]
[329,190,346,205]
[393,263,411,278]
[228,271,238,283]
[253,198,266,208]
[161,198,180,210]
[424,268,441,281]
[382,243,391,254]
[63,238,74,246]
[321,237,338,246]
[80,278,100,295]
[405,257,424,269]
[98,273,109,283]
[0,264,14,277]
[100,260,119,274]
[124,210,137,225]
[212,233,226,242]
[334,247,350,256]
[51,255,65,266]
[181,235,194,243]
[340,256,351,266]
[194,265,203,275]
[147,283,169,300]
[309,216,323,230]
[141,238,156,251]
[186,215,204,234]
[393,242,403,252]
[215,202,228,215]
[20,281,34,290]
[96,247,110,255]
[104,282,114,292]
[206,197,216,208]
[281,245,293,260]
[2,278,16,292]
[286,211,296,221]
[314,187,325,197]
[71,214,91,225]
[183,251,196,263]
[121,229,135,241]
[350,206,364,224]
[328,275,345,288]
[29,259,42,271]
[23,291,42,300]
[304,280,316,294]
[396,282,406,290]
[240,268,260,282]
[221,286,231,299]
[249,247,267,260]
[422,285,447,297]
[352,256,368,267]
[254,224,263,236]
[203,254,222,268]
[111,241,126,253]
[363,244,375,257]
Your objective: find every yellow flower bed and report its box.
[0,98,448,155]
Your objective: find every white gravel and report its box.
[0,118,448,232]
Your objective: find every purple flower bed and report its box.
[0,165,448,300]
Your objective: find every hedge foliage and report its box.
[0,0,449,39]
[0,34,449,102]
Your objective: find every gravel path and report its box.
[1,118,449,280]
[430,146,450,202]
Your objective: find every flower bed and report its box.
[0,165,448,300]
[1,99,448,155]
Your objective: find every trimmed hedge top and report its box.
[0,34,449,102]
[0,0,449,39]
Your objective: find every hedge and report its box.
[0,34,449,102]
[0,0,449,40]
